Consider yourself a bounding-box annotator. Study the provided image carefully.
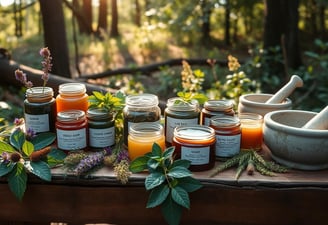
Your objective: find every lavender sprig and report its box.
[39,47,52,89]
[14,69,33,88]
[73,149,110,175]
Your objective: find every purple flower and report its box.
[26,128,36,140]
[116,149,129,163]
[14,69,33,88]
[73,151,105,175]
[14,118,24,126]
[39,47,52,87]
[1,152,10,164]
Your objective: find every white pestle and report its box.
[302,106,328,130]
[265,75,303,104]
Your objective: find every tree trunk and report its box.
[263,0,302,79]
[97,0,108,35]
[134,0,141,27]
[39,0,71,78]
[80,0,93,34]
[200,0,211,45]
[110,0,119,37]
[224,0,231,46]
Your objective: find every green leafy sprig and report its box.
[129,143,202,225]
[0,128,66,200]
[209,150,288,180]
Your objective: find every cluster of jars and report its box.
[24,86,263,172]
[24,83,115,151]
[124,94,263,172]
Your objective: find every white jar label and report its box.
[215,134,241,157]
[56,128,87,150]
[89,127,115,148]
[165,117,199,143]
[181,146,210,165]
[25,113,49,133]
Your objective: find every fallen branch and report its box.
[79,58,228,80]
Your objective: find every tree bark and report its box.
[263,0,302,79]
[39,0,71,78]
[80,0,93,34]
[110,0,119,37]
[97,0,108,35]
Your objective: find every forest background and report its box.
[0,0,327,123]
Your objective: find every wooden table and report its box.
[1,148,328,225]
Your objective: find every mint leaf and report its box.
[151,143,162,157]
[145,172,165,190]
[0,141,16,154]
[168,166,192,178]
[161,196,182,225]
[31,132,56,150]
[29,161,51,182]
[9,129,25,150]
[178,177,203,192]
[46,149,66,167]
[0,162,15,177]
[22,140,34,156]
[146,184,170,208]
[171,186,190,209]
[8,163,27,201]
[129,155,149,173]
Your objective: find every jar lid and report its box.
[166,97,199,111]
[174,125,215,140]
[210,116,240,128]
[126,93,159,107]
[58,83,86,95]
[26,87,54,103]
[204,100,233,111]
[57,110,86,122]
[87,108,112,120]
[129,123,163,138]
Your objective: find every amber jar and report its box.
[87,108,115,150]
[123,93,161,146]
[56,83,89,113]
[24,87,56,133]
[172,125,216,172]
[201,100,235,126]
[56,110,88,151]
[210,116,241,160]
[164,97,200,146]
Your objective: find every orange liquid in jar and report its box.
[128,135,165,161]
[128,123,166,160]
[56,83,89,113]
[239,113,263,151]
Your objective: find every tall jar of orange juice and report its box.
[128,123,165,161]
[56,83,89,113]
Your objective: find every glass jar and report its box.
[172,125,216,172]
[239,113,263,151]
[201,100,235,126]
[128,123,165,161]
[24,87,56,133]
[56,110,88,151]
[56,83,89,113]
[87,108,115,150]
[210,116,241,160]
[164,97,200,146]
[123,93,161,146]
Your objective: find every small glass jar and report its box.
[24,87,56,133]
[172,125,216,172]
[128,123,165,161]
[87,108,115,150]
[56,110,88,151]
[201,100,235,126]
[164,97,200,146]
[210,116,241,160]
[239,113,263,151]
[123,93,161,146]
[56,83,89,113]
